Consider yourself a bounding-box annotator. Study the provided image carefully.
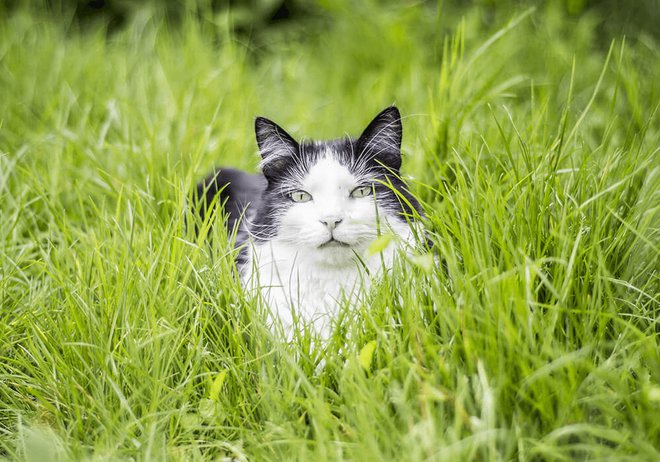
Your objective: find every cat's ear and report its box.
[357,106,402,171]
[255,116,299,179]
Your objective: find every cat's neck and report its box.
[241,218,416,337]
[241,238,391,337]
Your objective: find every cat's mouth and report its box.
[319,238,351,249]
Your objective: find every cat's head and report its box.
[251,106,421,260]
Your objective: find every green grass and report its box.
[1,1,659,460]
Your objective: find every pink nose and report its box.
[320,218,343,230]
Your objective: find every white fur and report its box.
[241,153,415,339]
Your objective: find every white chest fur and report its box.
[241,221,412,339]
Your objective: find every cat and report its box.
[194,106,424,338]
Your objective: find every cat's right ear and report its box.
[255,117,299,179]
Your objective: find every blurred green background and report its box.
[1,0,658,460]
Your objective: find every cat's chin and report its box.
[306,240,357,266]
[314,251,355,267]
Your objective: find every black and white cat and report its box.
[195,106,423,337]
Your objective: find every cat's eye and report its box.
[350,185,373,198]
[289,190,312,202]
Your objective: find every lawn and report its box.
[0,1,658,460]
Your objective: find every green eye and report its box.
[289,190,312,202]
[350,185,372,198]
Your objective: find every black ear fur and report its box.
[255,117,300,181]
[357,106,403,171]
[255,116,298,158]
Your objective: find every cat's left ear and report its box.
[357,106,403,171]
[255,116,299,179]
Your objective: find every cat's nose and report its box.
[320,218,343,230]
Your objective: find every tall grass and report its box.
[1,1,658,460]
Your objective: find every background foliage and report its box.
[0,0,658,460]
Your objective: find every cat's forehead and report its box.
[301,138,354,162]
[265,138,371,190]
[302,152,356,191]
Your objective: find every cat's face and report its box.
[275,154,383,260]
[251,106,420,262]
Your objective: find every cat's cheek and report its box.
[351,200,380,224]
[278,205,328,245]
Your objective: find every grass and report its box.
[1,1,658,460]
